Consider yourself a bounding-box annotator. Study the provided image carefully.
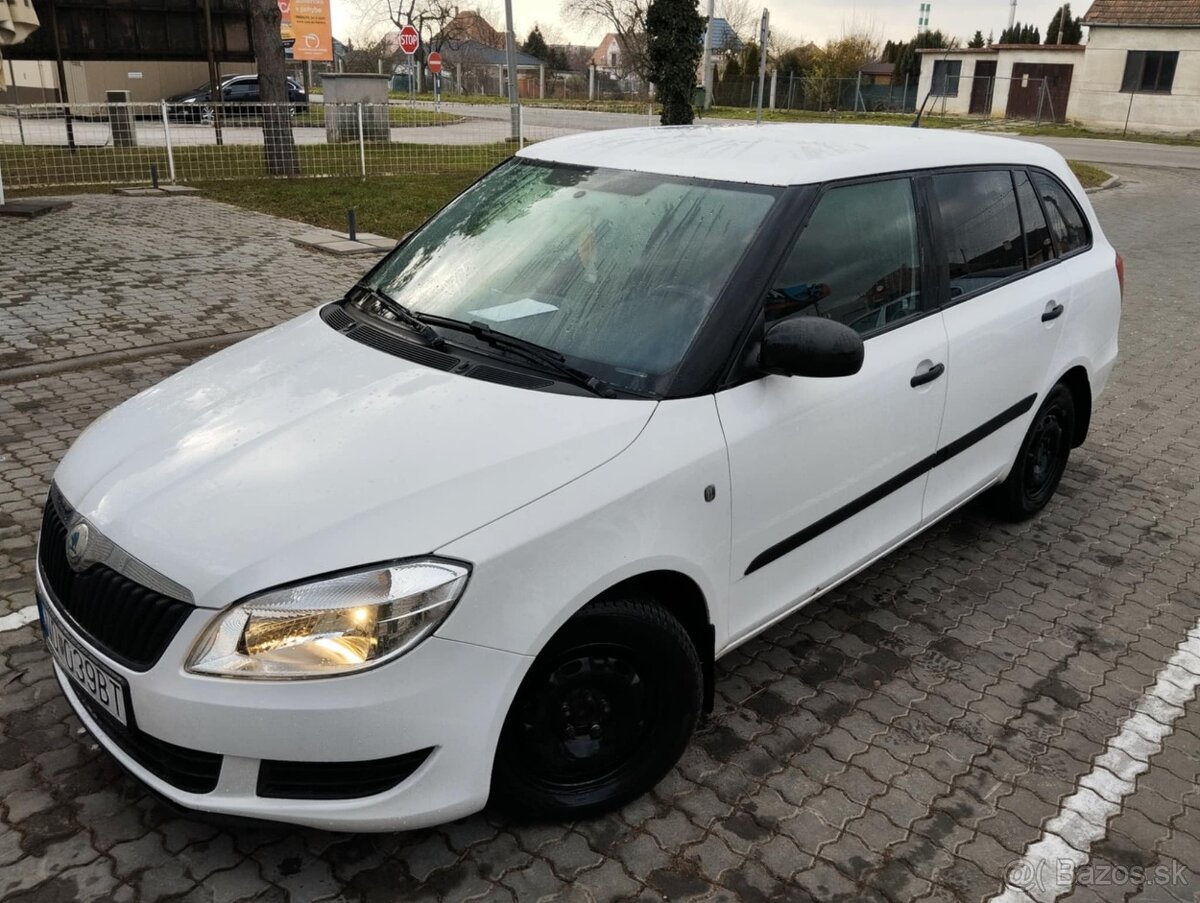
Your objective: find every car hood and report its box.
[167,89,207,102]
[55,310,657,609]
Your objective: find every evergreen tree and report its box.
[646,0,705,124]
[742,41,761,78]
[1046,4,1084,44]
[522,26,550,61]
[892,29,950,86]
[968,30,985,48]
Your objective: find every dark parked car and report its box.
[167,75,308,123]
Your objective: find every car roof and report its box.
[515,124,1069,187]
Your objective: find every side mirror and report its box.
[760,316,864,378]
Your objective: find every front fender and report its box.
[433,396,732,658]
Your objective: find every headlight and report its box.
[185,559,469,679]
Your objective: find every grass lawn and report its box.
[195,173,480,237]
[704,105,1200,147]
[1068,161,1113,188]
[0,141,512,189]
[10,156,1113,237]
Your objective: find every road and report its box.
[1015,134,1200,170]
[5,103,1198,171]
[1,166,1200,901]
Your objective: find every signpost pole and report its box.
[202,0,223,147]
[755,9,769,124]
[503,0,520,140]
[701,0,715,110]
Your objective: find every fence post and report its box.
[357,102,366,177]
[519,104,525,148]
[0,161,5,207]
[15,103,25,145]
[903,75,910,112]
[160,101,177,183]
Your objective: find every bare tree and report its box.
[339,0,396,44]
[715,0,756,41]
[562,0,650,84]
[247,0,299,176]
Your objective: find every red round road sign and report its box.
[427,51,443,74]
[398,24,420,56]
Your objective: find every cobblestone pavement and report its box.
[1,169,1198,902]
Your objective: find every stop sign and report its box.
[427,51,442,74]
[398,24,420,56]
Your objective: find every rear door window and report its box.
[1014,171,1055,268]
[931,170,1025,298]
[766,178,923,337]
[1031,172,1091,256]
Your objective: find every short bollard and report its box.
[150,164,160,190]
[347,208,357,243]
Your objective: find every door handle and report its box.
[1042,302,1065,322]
[910,362,945,388]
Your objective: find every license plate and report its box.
[43,602,129,726]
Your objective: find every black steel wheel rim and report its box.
[513,642,658,788]
[1023,403,1069,503]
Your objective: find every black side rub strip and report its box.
[744,394,1038,576]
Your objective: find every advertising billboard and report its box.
[279,0,332,61]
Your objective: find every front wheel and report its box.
[991,383,1076,521]
[491,596,702,821]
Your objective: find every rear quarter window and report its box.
[1031,172,1091,257]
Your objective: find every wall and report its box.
[0,60,256,106]
[916,47,1085,118]
[1071,25,1200,133]
[0,60,57,103]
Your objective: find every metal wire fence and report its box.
[0,101,529,190]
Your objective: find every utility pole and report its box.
[755,8,768,123]
[1057,2,1068,43]
[701,0,715,110]
[1007,0,1018,33]
[503,0,520,140]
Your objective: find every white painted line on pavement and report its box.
[0,605,39,632]
[987,618,1200,903]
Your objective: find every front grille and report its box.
[38,495,193,671]
[75,690,222,794]
[257,747,434,799]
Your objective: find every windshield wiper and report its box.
[423,316,617,398]
[350,284,446,350]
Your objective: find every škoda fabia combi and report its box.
[38,125,1121,830]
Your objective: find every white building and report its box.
[915,45,1085,122]
[915,1,1200,134]
[1072,0,1200,134]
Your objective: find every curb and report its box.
[1086,174,1122,193]
[0,329,264,384]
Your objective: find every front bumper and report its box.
[46,586,531,832]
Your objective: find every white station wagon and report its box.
[38,125,1121,831]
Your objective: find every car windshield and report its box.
[364,159,779,394]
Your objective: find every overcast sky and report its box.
[331,0,1079,49]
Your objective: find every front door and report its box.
[921,169,1069,520]
[969,61,998,115]
[718,177,949,643]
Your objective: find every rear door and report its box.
[719,176,950,642]
[921,168,1069,521]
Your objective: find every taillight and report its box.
[1115,252,1125,298]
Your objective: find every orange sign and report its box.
[278,0,333,61]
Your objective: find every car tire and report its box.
[991,383,1076,521]
[491,596,702,821]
